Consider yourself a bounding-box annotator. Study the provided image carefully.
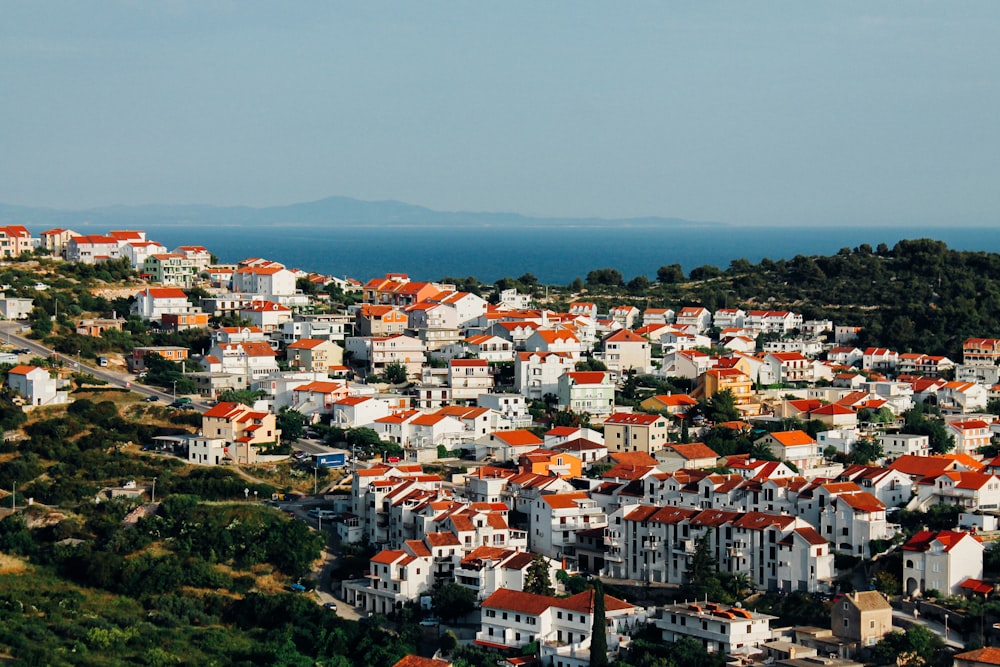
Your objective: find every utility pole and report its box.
[152,477,157,503]
[11,481,14,511]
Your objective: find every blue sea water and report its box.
[141,224,1000,284]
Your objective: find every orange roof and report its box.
[540,492,590,510]
[665,443,719,460]
[7,365,39,375]
[609,451,659,466]
[391,655,453,667]
[605,412,663,426]
[492,430,543,447]
[370,549,406,565]
[954,647,1000,666]
[287,338,328,350]
[767,430,815,446]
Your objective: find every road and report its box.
[0,321,211,410]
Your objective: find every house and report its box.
[914,471,1000,511]
[600,329,651,374]
[640,393,698,417]
[120,241,167,269]
[948,419,992,455]
[6,365,67,408]
[200,401,281,465]
[675,307,712,333]
[830,591,893,648]
[862,348,898,373]
[603,412,670,456]
[524,328,583,360]
[964,338,1000,366]
[478,393,532,429]
[609,305,640,328]
[878,433,930,460]
[132,287,195,321]
[454,547,560,603]
[902,530,984,597]
[477,588,642,665]
[763,352,814,384]
[448,358,494,401]
[656,443,719,471]
[392,655,452,667]
[65,234,120,263]
[202,341,280,386]
[693,368,755,412]
[643,307,675,325]
[551,438,609,466]
[142,252,200,286]
[233,264,297,298]
[519,448,582,479]
[529,492,607,559]
[514,351,575,400]
[713,308,746,329]
[356,304,409,337]
[459,334,515,362]
[654,601,775,656]
[331,396,393,429]
[755,431,822,471]
[39,228,80,257]
[285,338,344,372]
[476,429,544,462]
[556,371,616,417]
[289,381,351,418]
[569,302,598,319]
[938,382,989,414]
[240,300,293,332]
[159,312,210,333]
[129,345,189,373]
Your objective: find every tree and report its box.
[627,275,651,294]
[276,408,307,442]
[585,268,624,287]
[683,533,730,602]
[706,389,740,423]
[432,583,477,623]
[849,437,884,464]
[382,361,408,384]
[589,579,608,667]
[657,264,685,284]
[523,553,555,596]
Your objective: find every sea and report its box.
[134,224,1000,285]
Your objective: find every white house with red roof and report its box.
[66,234,121,263]
[656,443,719,471]
[475,428,544,462]
[761,351,814,384]
[5,365,66,407]
[599,329,651,374]
[232,264,296,297]
[556,370,616,417]
[132,287,195,321]
[404,413,465,456]
[569,302,598,319]
[478,587,642,665]
[448,358,493,401]
[902,530,984,597]
[608,305,640,328]
[514,350,575,400]
[120,240,167,268]
[948,418,992,455]
[755,430,822,471]
[142,252,201,287]
[289,380,350,418]
[240,300,293,332]
[642,307,675,325]
[524,328,583,360]
[662,349,714,379]
[712,308,746,329]
[331,396,393,428]
[915,471,1000,511]
[675,306,712,333]
[819,488,891,556]
[345,334,427,380]
[454,546,561,602]
[449,334,514,362]
[530,491,607,558]
[202,340,280,386]
[938,381,989,414]
[862,348,899,373]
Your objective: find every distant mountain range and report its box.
[0,196,721,230]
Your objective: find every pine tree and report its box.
[523,553,555,596]
[589,579,608,667]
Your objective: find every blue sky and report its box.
[1,1,998,226]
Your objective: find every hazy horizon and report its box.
[2,2,998,227]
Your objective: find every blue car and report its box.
[290,583,307,592]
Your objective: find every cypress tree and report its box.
[590,579,608,667]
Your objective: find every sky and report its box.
[1,1,999,227]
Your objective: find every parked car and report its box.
[323,601,338,611]
[289,583,307,592]
[144,395,159,402]
[419,617,440,626]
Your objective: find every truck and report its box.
[311,452,346,468]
